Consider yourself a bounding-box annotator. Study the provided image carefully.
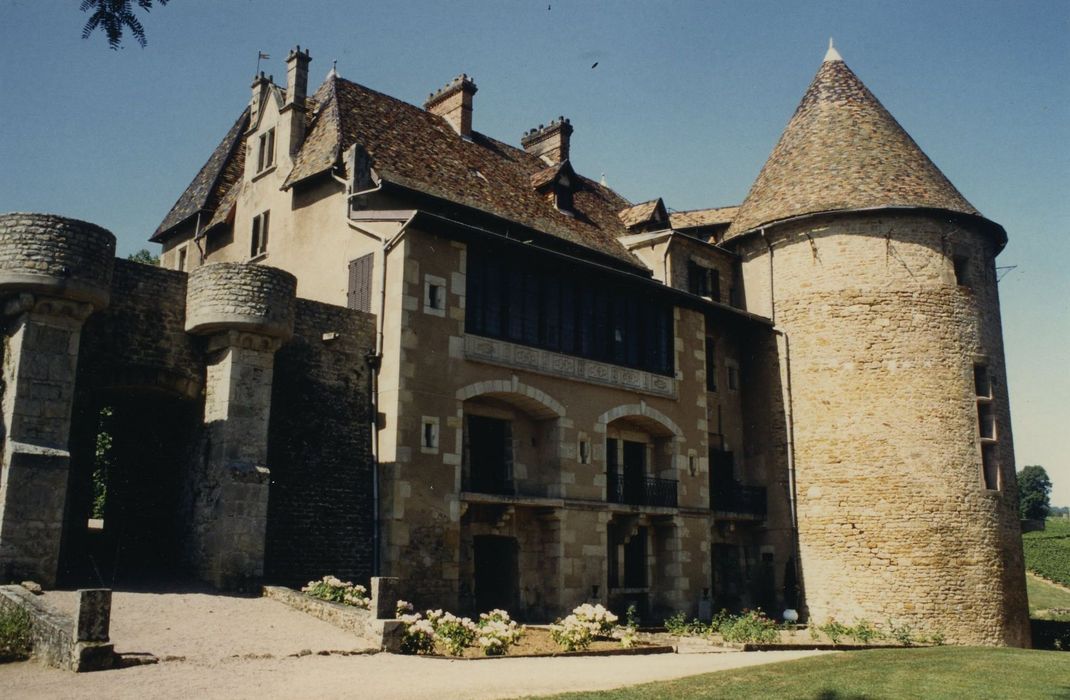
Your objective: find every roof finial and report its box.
[824,37,843,63]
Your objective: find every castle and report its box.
[0,43,1029,646]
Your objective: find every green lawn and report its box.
[533,647,1070,700]
[1028,573,1070,620]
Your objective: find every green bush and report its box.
[818,619,850,645]
[848,619,883,644]
[1023,519,1070,588]
[719,609,779,644]
[0,606,32,662]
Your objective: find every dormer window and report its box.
[555,174,574,213]
[256,128,276,172]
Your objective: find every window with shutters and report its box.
[347,253,374,312]
[250,211,269,258]
[687,260,721,301]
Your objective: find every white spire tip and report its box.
[824,38,843,63]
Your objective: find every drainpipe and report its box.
[343,204,416,578]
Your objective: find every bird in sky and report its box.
[591,61,599,69]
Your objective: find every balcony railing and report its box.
[607,471,678,508]
[711,483,767,518]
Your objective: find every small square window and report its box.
[578,440,590,465]
[421,417,439,453]
[423,275,447,316]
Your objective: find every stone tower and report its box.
[723,44,1030,646]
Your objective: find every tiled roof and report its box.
[152,108,250,241]
[724,53,980,240]
[284,75,642,267]
[669,206,738,230]
[618,199,664,229]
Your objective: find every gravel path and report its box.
[1,589,829,698]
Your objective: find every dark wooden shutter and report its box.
[347,253,374,312]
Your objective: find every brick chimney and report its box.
[424,74,478,138]
[283,46,311,155]
[521,117,573,165]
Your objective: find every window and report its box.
[250,211,269,258]
[421,416,439,454]
[687,261,721,301]
[953,255,970,288]
[705,332,717,391]
[975,364,999,490]
[424,274,446,316]
[177,245,188,272]
[464,244,674,376]
[727,364,739,391]
[256,128,276,172]
[578,439,590,465]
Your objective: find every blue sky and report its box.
[2,0,1068,503]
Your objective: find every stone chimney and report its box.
[521,117,573,165]
[285,45,311,108]
[283,46,312,155]
[249,71,272,130]
[424,74,478,138]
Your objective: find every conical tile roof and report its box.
[724,48,980,240]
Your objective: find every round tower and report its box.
[723,45,1029,646]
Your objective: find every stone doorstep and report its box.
[262,585,402,652]
[0,585,114,672]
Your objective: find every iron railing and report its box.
[711,483,767,517]
[607,471,678,508]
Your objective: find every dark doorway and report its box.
[623,526,648,588]
[466,415,512,494]
[474,535,519,613]
[622,440,645,505]
[62,392,196,587]
[713,543,743,612]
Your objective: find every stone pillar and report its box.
[0,213,114,587]
[185,263,295,589]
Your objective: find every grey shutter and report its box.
[348,253,374,312]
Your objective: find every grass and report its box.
[1028,573,1070,620]
[0,605,33,662]
[1023,518,1070,588]
[533,647,1070,700]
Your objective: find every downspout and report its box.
[662,233,672,285]
[342,198,415,578]
[761,226,804,615]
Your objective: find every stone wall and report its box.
[733,212,1029,646]
[265,299,376,585]
[185,262,297,338]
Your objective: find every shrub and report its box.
[0,606,33,662]
[398,612,435,655]
[477,609,523,656]
[550,615,597,651]
[664,611,689,636]
[818,619,849,645]
[301,575,369,609]
[886,619,916,646]
[848,619,882,644]
[619,603,640,648]
[432,612,478,656]
[571,603,618,635]
[720,609,779,644]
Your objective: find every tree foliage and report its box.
[81,0,170,50]
[1018,465,1052,520]
[127,248,159,266]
